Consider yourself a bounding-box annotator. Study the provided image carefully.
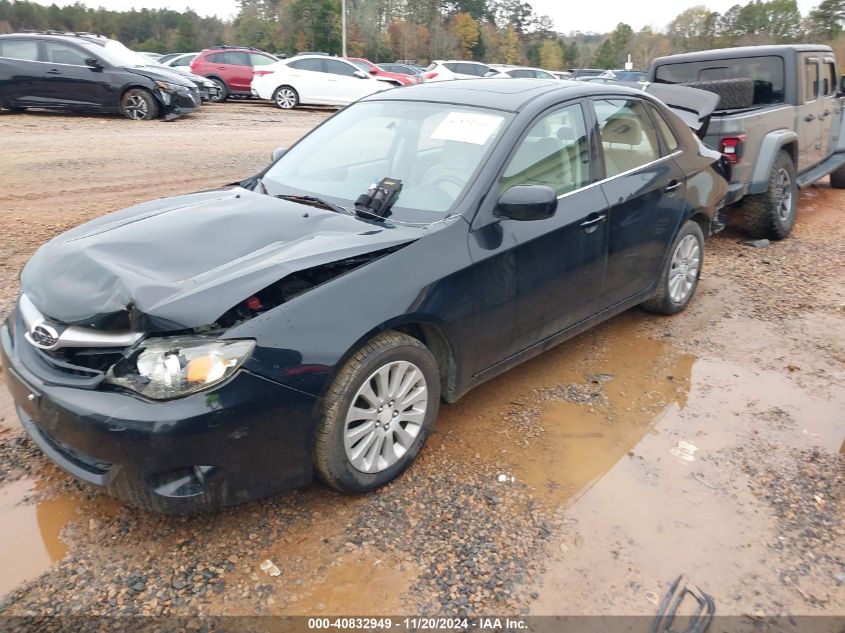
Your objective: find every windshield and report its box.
[87,40,149,68]
[262,101,510,215]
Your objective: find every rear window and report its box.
[0,40,39,61]
[654,55,785,107]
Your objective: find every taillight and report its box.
[720,135,746,164]
[253,70,274,77]
[425,72,438,79]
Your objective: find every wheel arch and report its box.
[749,131,798,194]
[320,318,459,405]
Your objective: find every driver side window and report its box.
[500,102,590,196]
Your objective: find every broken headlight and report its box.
[105,337,255,400]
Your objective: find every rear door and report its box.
[225,51,254,93]
[594,96,687,307]
[820,57,839,159]
[322,58,372,104]
[798,53,823,170]
[286,57,324,102]
[0,38,41,105]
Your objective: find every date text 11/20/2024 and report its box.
[307,618,528,630]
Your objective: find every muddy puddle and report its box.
[433,313,696,505]
[0,477,119,597]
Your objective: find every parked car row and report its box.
[0,31,648,118]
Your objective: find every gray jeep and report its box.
[650,45,845,239]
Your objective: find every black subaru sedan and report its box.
[1,79,729,512]
[0,32,200,120]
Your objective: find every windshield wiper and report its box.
[275,194,351,215]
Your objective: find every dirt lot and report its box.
[0,102,843,622]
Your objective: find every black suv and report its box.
[0,32,201,120]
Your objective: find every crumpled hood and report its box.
[128,65,197,89]
[21,188,424,331]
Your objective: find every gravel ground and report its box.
[0,104,842,620]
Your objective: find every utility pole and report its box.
[341,0,347,57]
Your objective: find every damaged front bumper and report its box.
[160,86,201,120]
[0,307,317,514]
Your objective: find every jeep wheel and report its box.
[743,150,797,239]
[830,163,845,189]
[314,331,440,493]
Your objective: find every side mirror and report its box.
[369,68,378,75]
[271,147,287,161]
[85,57,103,71]
[495,185,557,221]
[353,70,368,79]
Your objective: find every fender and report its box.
[749,129,798,194]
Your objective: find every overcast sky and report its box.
[34,0,821,33]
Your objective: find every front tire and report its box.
[314,331,440,493]
[208,78,228,103]
[641,220,704,315]
[120,88,159,120]
[743,150,797,239]
[273,85,299,109]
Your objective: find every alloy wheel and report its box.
[275,88,297,109]
[124,94,149,120]
[668,234,701,304]
[343,360,428,473]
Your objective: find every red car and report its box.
[345,57,421,86]
[190,46,278,102]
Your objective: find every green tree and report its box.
[808,0,845,38]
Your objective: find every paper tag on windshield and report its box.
[431,111,503,145]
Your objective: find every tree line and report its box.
[1,0,845,70]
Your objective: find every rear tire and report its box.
[641,220,704,316]
[314,331,440,493]
[830,164,845,189]
[273,85,299,109]
[208,78,228,102]
[743,150,797,239]
[119,88,159,120]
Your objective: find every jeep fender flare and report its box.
[749,130,798,194]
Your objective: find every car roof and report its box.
[362,77,646,112]
[0,32,110,47]
[654,44,833,65]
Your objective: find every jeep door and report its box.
[798,54,824,170]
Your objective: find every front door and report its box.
[470,100,609,365]
[820,57,840,159]
[39,41,103,107]
[322,59,371,104]
[592,97,688,307]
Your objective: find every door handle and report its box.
[664,180,681,193]
[46,69,62,75]
[579,214,606,230]
[805,114,816,121]
[823,109,831,117]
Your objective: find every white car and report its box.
[421,60,501,82]
[251,55,391,109]
[489,64,558,80]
